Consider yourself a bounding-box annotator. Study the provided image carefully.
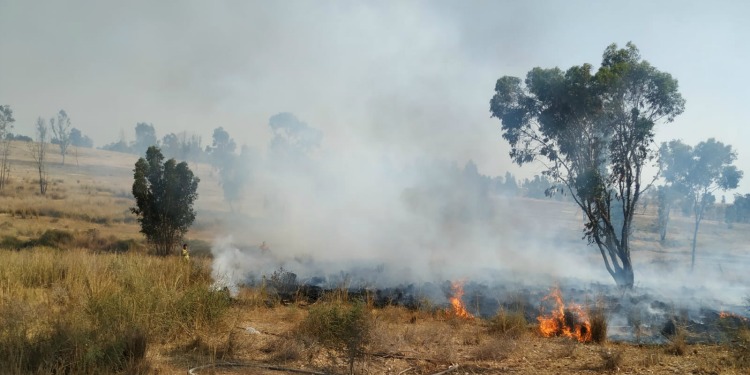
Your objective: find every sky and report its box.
[1,1,748,194]
[2,1,750,302]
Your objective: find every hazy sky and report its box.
[1,0,749,194]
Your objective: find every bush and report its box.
[35,229,74,248]
[297,302,371,374]
[665,327,687,356]
[599,347,623,372]
[589,308,608,344]
[488,308,527,338]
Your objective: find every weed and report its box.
[642,351,661,367]
[589,307,608,344]
[555,338,577,358]
[472,337,515,361]
[487,307,527,338]
[599,347,623,372]
[665,326,687,356]
[297,301,371,374]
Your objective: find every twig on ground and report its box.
[187,361,330,375]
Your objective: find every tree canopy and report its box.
[659,138,743,270]
[131,146,200,256]
[489,42,685,287]
[50,110,72,165]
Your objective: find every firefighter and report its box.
[182,243,190,261]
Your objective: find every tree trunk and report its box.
[691,216,700,271]
[613,265,634,288]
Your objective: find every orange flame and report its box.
[447,280,473,319]
[536,287,591,342]
[719,311,748,321]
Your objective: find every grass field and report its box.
[1,141,749,374]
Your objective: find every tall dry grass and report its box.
[0,248,230,374]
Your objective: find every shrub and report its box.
[488,308,527,338]
[599,347,623,372]
[665,327,687,356]
[35,229,74,248]
[589,307,608,344]
[297,302,372,374]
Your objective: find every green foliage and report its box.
[726,194,750,224]
[298,302,371,374]
[131,146,200,256]
[489,42,685,287]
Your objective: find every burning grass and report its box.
[536,287,592,343]
[446,279,473,319]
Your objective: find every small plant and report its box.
[599,347,623,372]
[555,339,577,358]
[665,326,687,356]
[297,301,371,374]
[488,308,527,338]
[642,352,661,367]
[472,337,514,361]
[589,307,608,344]
[627,307,643,344]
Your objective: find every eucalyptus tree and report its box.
[0,105,14,190]
[660,138,742,270]
[50,110,72,164]
[489,43,685,287]
[131,146,200,256]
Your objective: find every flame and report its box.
[719,311,748,321]
[536,287,591,342]
[447,280,473,319]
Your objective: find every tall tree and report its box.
[660,138,743,270]
[207,127,236,169]
[29,117,49,195]
[133,122,157,155]
[726,194,750,224]
[0,105,14,190]
[489,43,685,287]
[50,110,72,165]
[268,112,322,169]
[70,127,94,148]
[655,185,681,243]
[131,146,200,256]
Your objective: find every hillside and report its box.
[1,142,749,374]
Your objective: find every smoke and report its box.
[208,112,615,296]
[205,112,750,329]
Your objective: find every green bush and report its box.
[35,229,74,248]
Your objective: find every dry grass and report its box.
[2,142,750,373]
[665,326,688,356]
[487,307,527,338]
[599,347,624,372]
[0,248,230,374]
[589,306,608,344]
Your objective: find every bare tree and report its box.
[29,117,49,195]
[0,105,14,190]
[50,110,72,165]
